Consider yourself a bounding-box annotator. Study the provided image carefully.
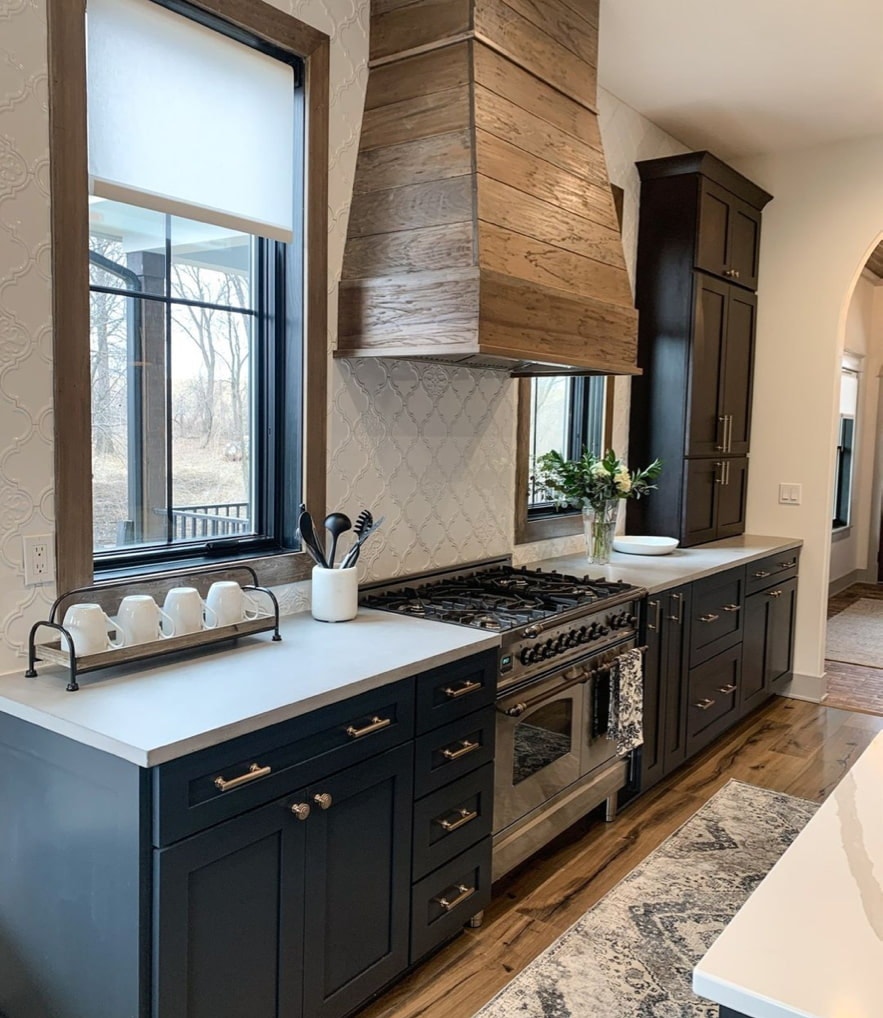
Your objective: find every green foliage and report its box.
[536,448,663,511]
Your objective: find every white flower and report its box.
[615,469,632,493]
[591,462,609,477]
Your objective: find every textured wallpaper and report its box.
[0,0,687,671]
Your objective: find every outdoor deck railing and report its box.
[168,502,252,539]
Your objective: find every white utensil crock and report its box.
[311,565,358,622]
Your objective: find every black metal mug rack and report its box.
[25,565,281,691]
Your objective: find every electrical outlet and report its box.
[23,534,56,586]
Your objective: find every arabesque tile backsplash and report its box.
[0,0,686,671]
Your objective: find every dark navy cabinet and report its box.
[0,648,497,1018]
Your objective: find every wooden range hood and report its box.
[336,0,639,376]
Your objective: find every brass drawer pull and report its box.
[213,762,271,792]
[291,802,311,821]
[433,883,476,912]
[435,807,478,832]
[722,604,741,613]
[698,613,719,623]
[443,680,482,699]
[694,697,716,711]
[346,715,392,739]
[648,599,661,632]
[718,683,737,694]
[313,792,333,810]
[753,570,771,578]
[442,739,479,761]
[767,589,783,599]
[668,592,683,624]
[777,559,796,569]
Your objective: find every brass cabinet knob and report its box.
[313,792,333,810]
[291,802,311,821]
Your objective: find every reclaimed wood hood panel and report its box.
[337,0,640,376]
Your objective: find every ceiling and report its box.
[598,0,883,160]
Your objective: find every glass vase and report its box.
[582,501,619,565]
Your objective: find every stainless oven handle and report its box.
[496,668,590,716]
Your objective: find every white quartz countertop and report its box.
[693,732,883,1018]
[528,535,802,594]
[0,610,499,768]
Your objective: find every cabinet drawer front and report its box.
[410,838,492,963]
[154,678,415,846]
[745,549,800,595]
[412,763,494,881]
[413,706,496,798]
[415,650,496,735]
[686,645,741,752]
[689,568,745,666]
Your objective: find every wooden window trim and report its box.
[48,0,329,592]
[513,377,614,545]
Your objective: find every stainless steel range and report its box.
[361,558,646,879]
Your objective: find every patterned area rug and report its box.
[475,781,817,1018]
[826,598,883,668]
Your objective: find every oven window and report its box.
[513,702,573,785]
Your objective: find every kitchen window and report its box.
[833,365,859,530]
[514,376,611,544]
[48,0,329,589]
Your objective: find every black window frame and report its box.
[88,0,308,578]
[833,414,855,530]
[527,375,607,519]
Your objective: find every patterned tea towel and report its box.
[608,647,644,755]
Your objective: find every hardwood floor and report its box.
[825,582,883,715]
[359,697,883,1018]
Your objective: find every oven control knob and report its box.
[575,626,588,643]
[543,639,556,659]
[519,648,532,665]
[597,624,610,636]
[554,635,567,652]
[628,614,638,628]
[564,631,578,648]
[586,624,600,640]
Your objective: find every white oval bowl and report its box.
[613,535,679,556]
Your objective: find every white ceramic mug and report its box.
[114,594,176,646]
[162,587,218,636]
[311,565,358,623]
[62,603,122,656]
[205,581,263,627]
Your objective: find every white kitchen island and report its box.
[693,731,883,1018]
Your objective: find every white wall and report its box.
[737,136,883,696]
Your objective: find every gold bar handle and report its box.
[722,603,742,613]
[433,883,476,912]
[442,739,479,761]
[716,416,727,451]
[435,807,478,832]
[714,461,724,484]
[443,680,482,699]
[777,559,797,569]
[753,570,771,579]
[647,599,661,632]
[718,683,737,694]
[725,414,734,453]
[214,762,271,792]
[668,592,684,624]
[694,697,716,711]
[346,715,392,739]
[767,589,783,599]
[698,613,719,623]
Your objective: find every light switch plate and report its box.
[778,483,802,505]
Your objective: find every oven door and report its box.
[493,666,588,833]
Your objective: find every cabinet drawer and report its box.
[685,645,741,754]
[689,568,745,666]
[415,650,496,735]
[412,763,493,881]
[413,706,495,798]
[410,838,492,963]
[745,549,800,595]
[153,678,415,846]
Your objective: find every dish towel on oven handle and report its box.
[607,647,644,755]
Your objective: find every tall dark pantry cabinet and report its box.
[627,152,772,546]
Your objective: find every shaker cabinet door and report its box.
[153,799,305,1018]
[721,289,757,456]
[687,275,728,457]
[302,743,413,1018]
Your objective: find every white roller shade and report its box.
[87,0,295,243]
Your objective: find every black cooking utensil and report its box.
[340,515,384,569]
[324,511,352,568]
[298,508,329,568]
